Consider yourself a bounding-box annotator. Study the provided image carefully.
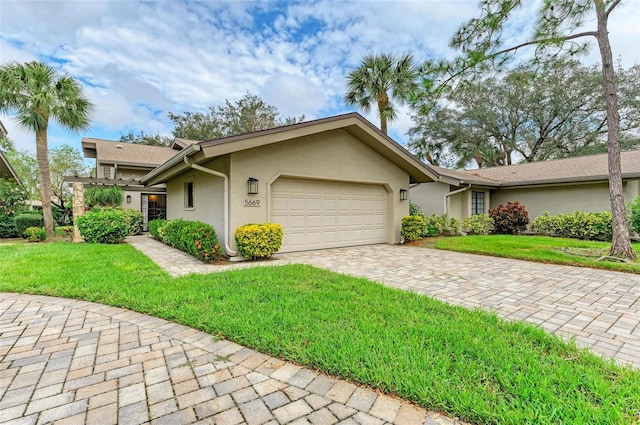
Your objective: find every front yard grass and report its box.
[1,242,639,424]
[426,234,640,273]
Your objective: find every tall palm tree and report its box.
[344,52,418,134]
[0,61,93,237]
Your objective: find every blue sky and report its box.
[1,0,639,155]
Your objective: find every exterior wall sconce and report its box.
[126,195,132,203]
[247,178,259,195]
[399,189,408,201]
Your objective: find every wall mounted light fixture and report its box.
[400,189,408,201]
[247,178,259,195]
[126,195,132,203]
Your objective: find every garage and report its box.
[271,177,387,252]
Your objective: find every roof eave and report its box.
[141,144,201,185]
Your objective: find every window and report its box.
[103,166,114,179]
[471,191,485,215]
[184,178,194,209]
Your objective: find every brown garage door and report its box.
[271,178,387,252]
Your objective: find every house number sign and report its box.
[244,199,261,207]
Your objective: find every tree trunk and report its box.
[36,126,56,238]
[377,93,389,134]
[594,0,636,259]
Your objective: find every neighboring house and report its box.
[81,138,180,229]
[140,113,440,254]
[0,149,21,184]
[411,151,640,223]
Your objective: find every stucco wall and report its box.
[166,157,227,242]
[491,182,622,219]
[164,129,410,251]
[410,182,449,216]
[229,130,409,247]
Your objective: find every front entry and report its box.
[142,194,167,231]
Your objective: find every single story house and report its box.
[140,113,441,254]
[80,138,186,229]
[411,150,640,222]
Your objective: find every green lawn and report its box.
[425,234,640,273]
[1,242,639,424]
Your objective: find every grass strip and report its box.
[1,242,639,424]
[431,235,640,273]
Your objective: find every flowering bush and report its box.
[489,201,529,234]
[235,223,283,259]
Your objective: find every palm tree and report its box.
[344,52,418,134]
[0,61,93,237]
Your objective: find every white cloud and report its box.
[0,0,638,153]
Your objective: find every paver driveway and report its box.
[279,245,640,369]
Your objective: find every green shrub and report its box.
[489,201,529,234]
[0,215,17,238]
[24,226,47,242]
[530,211,559,236]
[15,213,44,236]
[630,197,640,235]
[0,178,28,238]
[409,201,425,218]
[445,217,460,235]
[148,219,167,240]
[162,219,222,262]
[401,216,425,242]
[76,209,129,244]
[462,214,495,235]
[423,214,444,237]
[235,223,284,259]
[85,186,124,207]
[531,211,612,241]
[55,226,74,240]
[121,208,144,235]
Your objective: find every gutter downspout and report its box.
[444,183,472,216]
[183,156,237,257]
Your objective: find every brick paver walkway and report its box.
[0,293,466,425]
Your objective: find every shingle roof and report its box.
[447,150,640,187]
[0,150,21,184]
[82,138,177,168]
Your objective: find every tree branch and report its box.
[606,0,622,18]
[490,31,598,57]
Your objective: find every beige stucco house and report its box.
[81,138,181,229]
[411,150,640,222]
[140,113,441,254]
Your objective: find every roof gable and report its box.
[0,150,21,184]
[142,113,446,185]
[82,138,177,168]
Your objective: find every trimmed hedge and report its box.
[161,219,223,262]
[148,219,167,240]
[530,211,613,241]
[0,215,17,238]
[401,216,425,242]
[121,208,144,235]
[15,213,44,236]
[235,223,284,259]
[462,214,495,235]
[76,209,129,244]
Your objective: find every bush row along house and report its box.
[411,151,640,223]
[76,113,640,254]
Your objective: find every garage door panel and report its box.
[271,178,387,252]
